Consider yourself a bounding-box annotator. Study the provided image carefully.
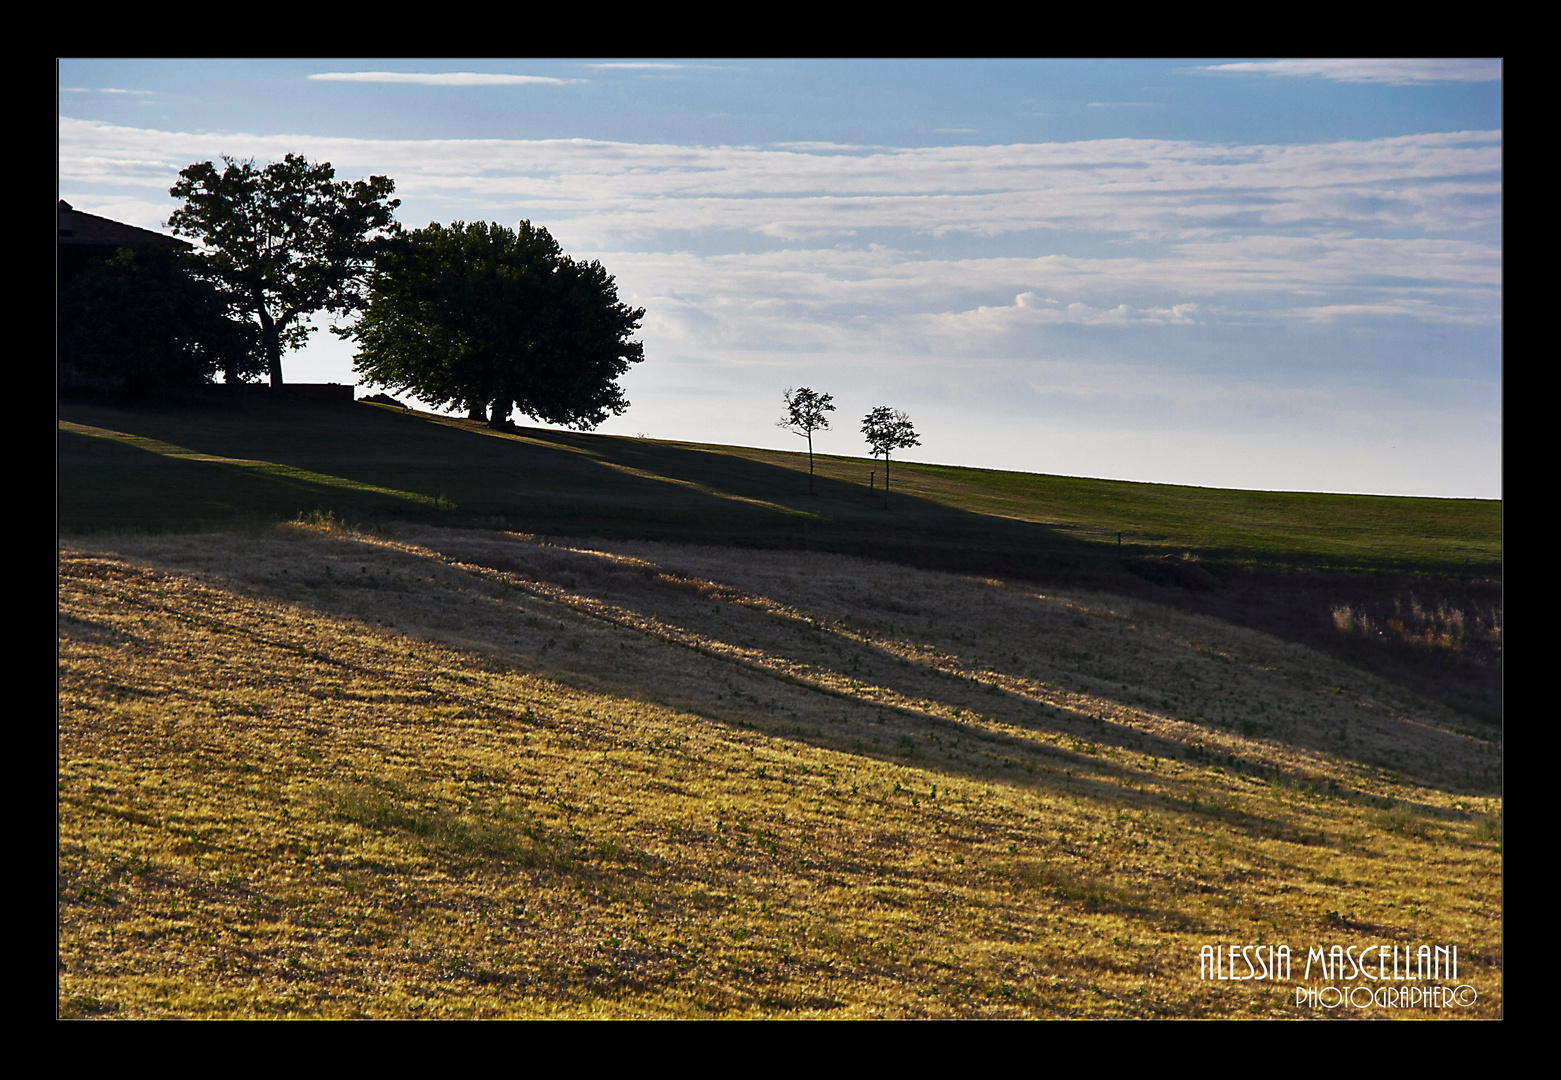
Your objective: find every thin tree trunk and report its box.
[883,454,890,510]
[257,308,284,389]
[808,431,815,495]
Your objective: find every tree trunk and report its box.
[807,431,815,495]
[257,308,284,389]
[489,398,513,429]
[467,402,487,422]
[883,454,890,510]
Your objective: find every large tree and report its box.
[59,245,264,396]
[861,406,920,509]
[345,220,645,430]
[168,154,400,388]
[777,387,834,495]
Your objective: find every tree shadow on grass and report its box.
[59,398,1499,728]
[81,515,1495,813]
[406,527,1499,799]
[59,398,1099,561]
[63,521,1500,951]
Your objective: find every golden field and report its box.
[58,519,1502,1017]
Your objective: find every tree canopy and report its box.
[168,154,400,388]
[344,220,645,431]
[59,245,264,396]
[778,387,835,494]
[861,406,920,508]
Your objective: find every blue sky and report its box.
[58,59,1501,498]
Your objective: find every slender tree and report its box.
[168,155,400,388]
[861,406,920,509]
[778,387,835,494]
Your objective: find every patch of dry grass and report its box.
[58,522,1502,1017]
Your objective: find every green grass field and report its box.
[59,398,1499,573]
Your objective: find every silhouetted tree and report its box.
[861,406,920,509]
[59,246,264,396]
[344,220,644,430]
[168,154,400,388]
[778,387,835,494]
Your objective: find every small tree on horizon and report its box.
[778,387,835,494]
[861,406,920,509]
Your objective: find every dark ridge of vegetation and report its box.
[58,247,265,395]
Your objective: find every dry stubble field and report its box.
[57,520,1502,1017]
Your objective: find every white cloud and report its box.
[57,117,1502,357]
[306,72,583,86]
[590,234,1498,352]
[768,141,877,151]
[1200,59,1502,85]
[59,118,1499,246]
[933,296,1203,332]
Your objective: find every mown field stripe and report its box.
[59,421,436,507]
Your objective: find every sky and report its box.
[57,59,1502,498]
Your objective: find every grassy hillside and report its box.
[59,522,1501,1017]
[59,398,1500,573]
[57,399,1502,1017]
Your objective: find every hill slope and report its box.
[59,398,1504,721]
[58,521,1502,1017]
[57,400,1502,1017]
[60,398,1499,572]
